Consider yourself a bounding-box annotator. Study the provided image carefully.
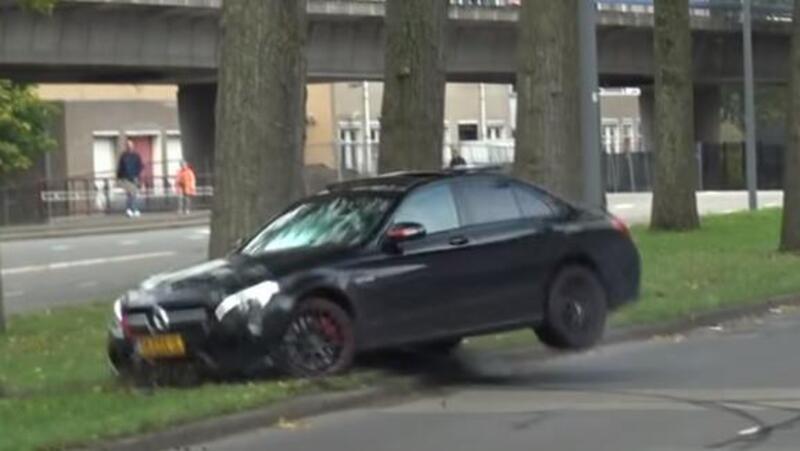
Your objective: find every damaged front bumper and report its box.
[107,293,297,377]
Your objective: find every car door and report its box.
[351,181,476,346]
[449,176,562,329]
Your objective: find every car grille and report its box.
[125,306,208,334]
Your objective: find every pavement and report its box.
[187,307,800,451]
[1,225,208,314]
[0,190,786,313]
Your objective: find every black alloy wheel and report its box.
[277,298,356,377]
[534,265,607,350]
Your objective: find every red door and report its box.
[129,136,154,186]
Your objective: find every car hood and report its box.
[123,246,353,310]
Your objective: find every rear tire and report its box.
[534,266,607,350]
[275,298,356,378]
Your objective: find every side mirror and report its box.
[385,222,427,244]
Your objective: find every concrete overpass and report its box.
[0,0,790,170]
[0,0,793,85]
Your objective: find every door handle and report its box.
[449,235,469,246]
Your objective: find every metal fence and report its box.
[0,141,788,226]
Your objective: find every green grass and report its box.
[468,208,800,349]
[5,209,800,450]
[0,304,374,451]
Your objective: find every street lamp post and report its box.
[578,0,605,209]
[743,0,758,210]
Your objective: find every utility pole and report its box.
[362,81,372,175]
[578,0,604,208]
[743,0,758,210]
[479,83,488,141]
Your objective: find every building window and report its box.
[487,124,504,140]
[339,126,359,172]
[338,122,380,175]
[458,123,479,141]
[621,121,635,153]
[602,121,620,154]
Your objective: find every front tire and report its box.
[535,266,607,350]
[275,298,356,378]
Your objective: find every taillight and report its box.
[610,215,630,238]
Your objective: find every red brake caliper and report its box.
[318,314,341,344]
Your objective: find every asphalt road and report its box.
[192,307,800,451]
[1,226,208,314]
[0,191,785,313]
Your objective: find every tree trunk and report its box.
[0,254,5,334]
[379,0,448,173]
[650,0,700,230]
[781,0,800,252]
[209,0,307,258]
[513,0,583,204]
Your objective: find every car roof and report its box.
[325,166,511,194]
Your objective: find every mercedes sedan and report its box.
[108,169,640,378]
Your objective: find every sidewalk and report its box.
[0,211,209,241]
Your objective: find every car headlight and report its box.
[215,280,280,321]
[113,298,123,322]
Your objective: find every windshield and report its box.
[240,194,393,255]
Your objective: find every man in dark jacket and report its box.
[117,139,143,217]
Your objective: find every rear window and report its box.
[512,183,557,219]
[457,177,522,226]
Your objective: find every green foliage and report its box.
[0,303,376,451]
[0,80,56,179]
[17,0,58,13]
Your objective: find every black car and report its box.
[108,169,640,378]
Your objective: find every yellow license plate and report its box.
[137,334,186,359]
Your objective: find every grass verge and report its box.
[4,209,800,450]
[0,304,375,451]
[468,208,800,349]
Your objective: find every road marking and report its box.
[612,203,635,210]
[1,251,175,276]
[51,244,72,252]
[120,239,140,246]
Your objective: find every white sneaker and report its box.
[133,210,141,217]
[125,209,133,217]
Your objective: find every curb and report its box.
[605,293,800,345]
[80,294,800,451]
[84,378,428,451]
[0,218,209,242]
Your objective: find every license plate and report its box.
[137,334,186,359]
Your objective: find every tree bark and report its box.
[379,0,448,173]
[0,252,5,334]
[780,0,800,251]
[650,0,700,230]
[209,0,307,258]
[513,0,583,204]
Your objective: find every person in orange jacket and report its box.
[175,161,197,214]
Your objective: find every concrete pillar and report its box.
[638,86,654,153]
[178,84,217,175]
[638,84,722,152]
[693,85,722,145]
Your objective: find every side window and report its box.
[393,184,460,234]
[458,177,522,226]
[512,183,557,219]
